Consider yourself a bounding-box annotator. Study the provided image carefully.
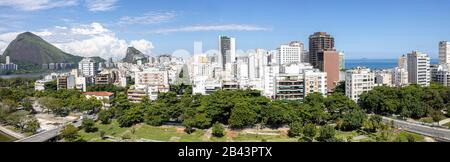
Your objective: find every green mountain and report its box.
[0,32,104,70]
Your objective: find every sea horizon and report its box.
[345,58,439,70]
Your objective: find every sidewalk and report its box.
[0,125,26,139]
[439,118,450,126]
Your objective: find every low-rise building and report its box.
[84,92,114,109]
[392,67,409,87]
[57,75,75,90]
[375,70,393,87]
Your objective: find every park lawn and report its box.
[133,125,206,142]
[395,131,425,142]
[79,120,129,142]
[335,131,359,141]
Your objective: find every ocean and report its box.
[345,59,439,70]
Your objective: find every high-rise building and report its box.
[218,36,236,70]
[439,41,450,65]
[345,67,375,101]
[0,55,18,71]
[398,55,407,69]
[407,51,431,87]
[317,51,340,92]
[309,32,335,67]
[6,56,10,64]
[78,58,98,77]
[277,41,304,65]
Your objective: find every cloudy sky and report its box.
[0,0,450,60]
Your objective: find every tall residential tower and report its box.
[309,32,335,67]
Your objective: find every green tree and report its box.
[98,109,113,124]
[333,81,345,94]
[183,118,196,134]
[60,124,81,142]
[117,107,144,127]
[316,125,338,142]
[429,109,445,123]
[363,115,383,133]
[24,117,40,134]
[228,102,257,128]
[212,122,225,137]
[339,110,367,131]
[302,123,317,142]
[288,122,302,137]
[81,118,97,133]
[44,81,57,91]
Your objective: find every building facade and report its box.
[309,32,335,67]
[277,41,304,65]
[345,67,375,101]
[407,51,431,87]
[78,58,98,77]
[439,41,450,65]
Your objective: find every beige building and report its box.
[345,67,375,101]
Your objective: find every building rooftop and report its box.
[84,92,114,97]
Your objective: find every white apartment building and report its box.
[375,70,392,87]
[273,63,326,100]
[439,41,450,65]
[432,64,450,87]
[407,51,431,87]
[78,58,98,77]
[345,67,375,101]
[392,67,409,87]
[277,41,303,65]
[398,55,407,69]
[134,69,170,100]
[263,65,279,99]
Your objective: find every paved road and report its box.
[16,120,82,142]
[382,117,450,141]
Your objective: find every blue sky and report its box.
[1,0,450,59]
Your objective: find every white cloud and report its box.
[119,11,176,25]
[0,0,78,11]
[130,40,154,54]
[150,24,271,34]
[0,22,154,60]
[85,0,118,11]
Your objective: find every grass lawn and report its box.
[78,121,427,142]
[395,131,425,142]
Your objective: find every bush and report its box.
[302,123,317,142]
[212,122,225,137]
[406,134,416,142]
[98,109,113,124]
[316,125,338,142]
[60,124,80,142]
[81,118,97,133]
[288,122,302,137]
